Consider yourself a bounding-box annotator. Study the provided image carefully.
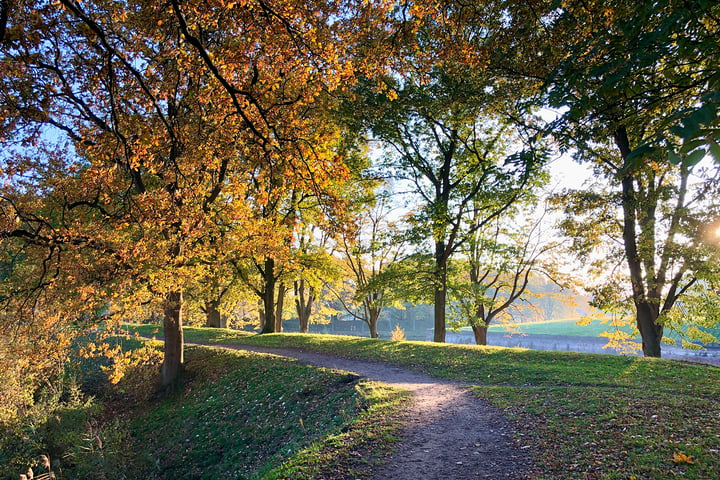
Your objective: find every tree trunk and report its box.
[299,317,309,333]
[368,309,380,339]
[472,324,488,345]
[204,300,225,328]
[615,126,663,358]
[472,305,490,345]
[369,322,379,339]
[275,281,286,333]
[258,299,266,331]
[636,301,663,357]
[433,242,447,342]
[298,310,310,333]
[162,290,184,388]
[294,278,315,333]
[260,257,276,334]
[433,285,446,342]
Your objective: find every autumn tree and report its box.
[234,161,354,334]
[452,201,563,345]
[291,223,342,333]
[194,261,242,329]
[539,0,720,356]
[0,0,392,388]
[285,134,369,334]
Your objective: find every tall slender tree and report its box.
[454,202,562,345]
[335,195,408,338]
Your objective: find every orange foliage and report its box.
[672,452,695,465]
[0,0,396,388]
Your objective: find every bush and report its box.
[0,380,97,478]
[1,336,162,479]
[391,325,406,341]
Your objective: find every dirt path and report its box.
[196,342,535,480]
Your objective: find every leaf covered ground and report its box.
[128,325,720,480]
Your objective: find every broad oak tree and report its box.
[0,0,391,387]
[352,76,544,342]
[344,1,548,342]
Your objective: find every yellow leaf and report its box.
[672,452,695,464]
[574,316,593,326]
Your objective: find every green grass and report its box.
[486,318,634,337]
[126,324,720,480]
[130,344,406,480]
[480,385,719,479]
[260,380,405,479]
[485,318,720,346]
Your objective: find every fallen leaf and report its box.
[672,452,695,465]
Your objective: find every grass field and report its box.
[486,318,634,337]
[485,318,720,349]
[125,324,720,480]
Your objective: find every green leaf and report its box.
[684,148,706,167]
[679,138,705,155]
[681,115,701,138]
[709,140,720,163]
[688,103,717,127]
[669,124,692,138]
[667,149,682,165]
[626,144,653,164]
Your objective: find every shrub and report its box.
[391,325,406,341]
[1,336,162,479]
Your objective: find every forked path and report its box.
[200,342,535,480]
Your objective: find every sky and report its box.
[547,154,593,191]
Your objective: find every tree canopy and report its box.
[1,0,719,413]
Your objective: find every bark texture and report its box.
[433,241,448,343]
[275,281,286,333]
[204,299,226,328]
[294,278,315,334]
[162,290,184,388]
[260,257,276,334]
[472,324,488,345]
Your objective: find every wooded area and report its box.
[1,0,719,421]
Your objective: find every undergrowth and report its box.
[0,334,160,479]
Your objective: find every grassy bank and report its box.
[1,336,405,480]
[132,345,406,479]
[127,324,720,480]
